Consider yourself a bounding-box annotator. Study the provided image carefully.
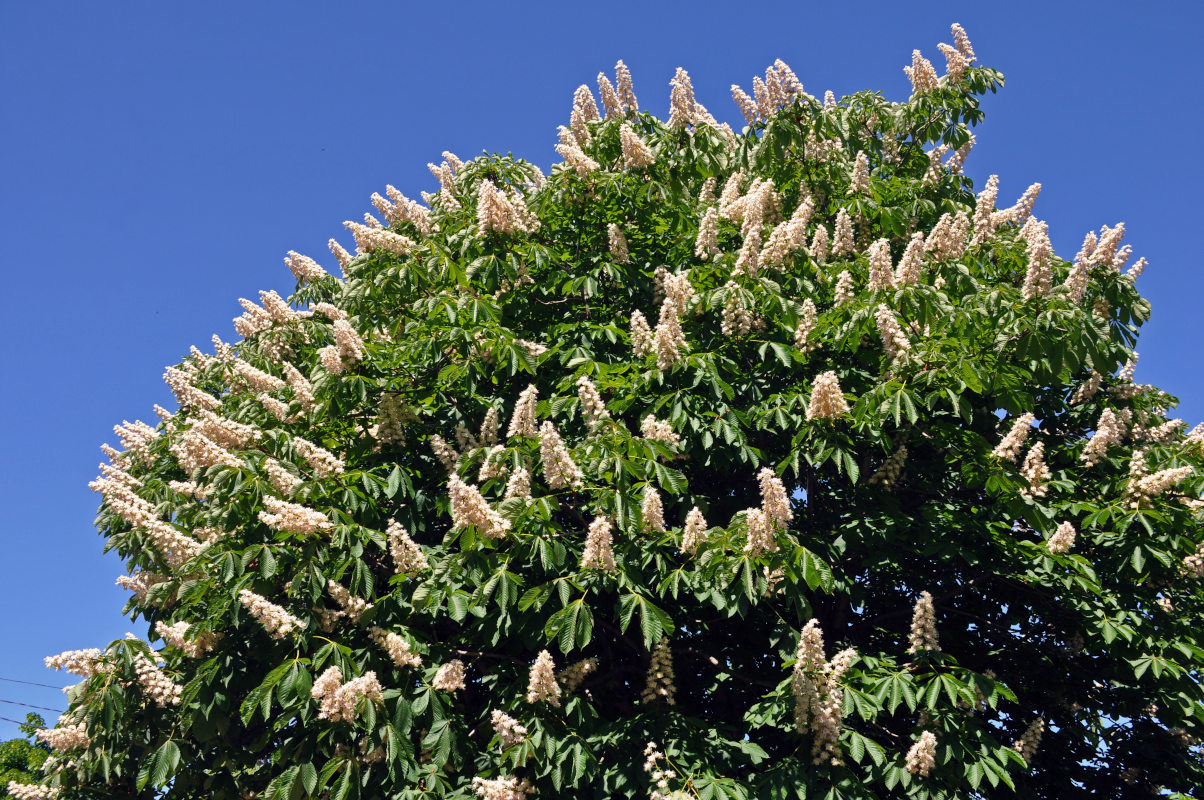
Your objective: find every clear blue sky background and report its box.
[1,1,1200,737]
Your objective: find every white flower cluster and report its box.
[758,468,793,529]
[284,250,330,283]
[258,495,333,535]
[471,776,534,800]
[44,649,103,676]
[874,304,910,360]
[908,591,940,654]
[539,421,584,490]
[619,124,654,169]
[37,721,90,752]
[449,475,511,539]
[433,660,467,692]
[762,197,813,269]
[557,657,598,692]
[112,419,157,463]
[924,211,969,261]
[342,220,413,256]
[478,445,508,482]
[1013,717,1045,764]
[641,637,676,705]
[1020,218,1053,300]
[630,310,655,356]
[326,580,373,623]
[720,281,757,337]
[1081,409,1124,467]
[1047,521,1077,555]
[238,589,305,638]
[608,223,630,263]
[311,666,383,722]
[283,362,316,411]
[89,469,203,569]
[831,208,855,257]
[6,782,60,800]
[792,620,857,765]
[581,515,616,571]
[133,652,182,708]
[641,487,666,533]
[680,507,708,554]
[793,298,818,353]
[476,180,537,235]
[429,434,459,470]
[163,365,218,411]
[991,413,1036,463]
[368,627,422,668]
[527,650,561,706]
[264,457,302,495]
[116,570,163,601]
[644,742,674,800]
[640,414,680,446]
[905,731,938,776]
[806,371,850,420]
[490,709,528,749]
[868,445,908,489]
[154,621,219,658]
[504,467,532,500]
[508,385,539,438]
[192,410,260,450]
[694,206,720,260]
[293,436,345,478]
[1019,442,1051,499]
[232,358,286,392]
[170,428,242,473]
[576,375,610,426]
[866,238,896,291]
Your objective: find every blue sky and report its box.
[1,1,1201,737]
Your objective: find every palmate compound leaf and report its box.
[38,23,1204,800]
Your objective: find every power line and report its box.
[0,676,65,690]
[0,699,63,713]
[1,714,32,726]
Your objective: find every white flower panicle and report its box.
[1013,718,1045,764]
[433,660,467,692]
[581,515,616,571]
[681,506,709,554]
[283,362,316,411]
[644,743,674,800]
[476,180,536,235]
[539,421,584,490]
[1128,463,1194,509]
[874,304,911,360]
[284,250,330,284]
[479,406,500,446]
[615,60,638,113]
[1009,182,1042,226]
[570,84,600,144]
[1021,219,1054,300]
[326,580,373,623]
[259,393,292,422]
[810,224,830,263]
[478,444,507,482]
[908,591,940,653]
[508,385,539,438]
[239,590,305,638]
[866,238,897,291]
[45,649,104,677]
[743,508,776,556]
[608,223,630,263]
[720,281,757,336]
[1019,442,1052,499]
[893,233,926,287]
[630,310,655,356]
[619,124,654,169]
[368,627,422,668]
[992,413,1036,462]
[694,207,719,260]
[946,135,975,175]
[1048,521,1077,555]
[640,414,680,446]
[503,467,532,500]
[849,151,870,194]
[319,345,345,374]
[1082,409,1123,467]
[642,637,676,705]
[951,22,976,61]
[794,299,818,352]
[258,495,333,535]
[641,486,666,533]
[667,67,700,129]
[527,650,561,706]
[6,783,60,800]
[332,319,365,366]
[925,211,970,261]
[448,474,511,539]
[731,83,758,124]
[472,776,534,800]
[938,42,970,83]
[328,238,354,271]
[868,445,908,489]
[597,72,622,117]
[904,50,939,94]
[113,419,157,462]
[832,270,854,305]
[971,174,1000,245]
[154,621,219,658]
[653,297,689,369]
[490,710,528,749]
[792,620,857,765]
[116,571,162,602]
[831,208,855,257]
[554,141,601,177]
[557,658,598,692]
[232,358,286,393]
[906,731,938,776]
[806,371,850,420]
[429,434,459,470]
[132,652,182,708]
[36,722,90,751]
[293,436,345,477]
[342,220,413,256]
[387,520,428,575]
[163,366,218,411]
[312,666,383,722]
[758,467,793,529]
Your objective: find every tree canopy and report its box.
[26,22,1204,800]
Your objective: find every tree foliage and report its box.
[35,24,1204,800]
